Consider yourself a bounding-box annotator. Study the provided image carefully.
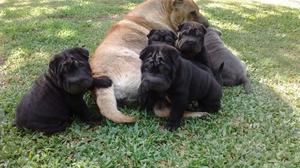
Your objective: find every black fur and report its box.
[176,21,208,64]
[139,44,222,131]
[147,29,177,46]
[176,21,224,85]
[15,47,112,134]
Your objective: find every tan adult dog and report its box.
[91,0,209,123]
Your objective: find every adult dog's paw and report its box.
[93,76,112,88]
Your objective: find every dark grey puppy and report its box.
[147,29,178,46]
[15,47,112,134]
[204,27,251,93]
[139,44,222,131]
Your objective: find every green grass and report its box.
[1,0,300,167]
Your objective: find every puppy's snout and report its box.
[184,40,197,46]
[141,79,150,91]
[70,76,93,88]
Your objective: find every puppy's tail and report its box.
[95,86,135,123]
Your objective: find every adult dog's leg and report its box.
[95,86,136,123]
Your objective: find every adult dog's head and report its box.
[168,0,209,29]
[176,21,207,58]
[48,47,93,94]
[147,29,177,46]
[139,44,180,94]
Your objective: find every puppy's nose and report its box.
[184,41,197,46]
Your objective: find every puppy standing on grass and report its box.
[139,44,222,131]
[15,47,112,134]
[204,27,251,93]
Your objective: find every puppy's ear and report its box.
[215,28,222,36]
[80,47,90,59]
[49,55,60,74]
[201,24,207,34]
[218,62,224,73]
[147,29,156,38]
[140,47,150,61]
[167,49,180,65]
[178,23,184,31]
[171,31,178,40]
[209,27,222,36]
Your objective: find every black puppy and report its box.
[176,21,225,85]
[15,47,112,134]
[176,21,209,65]
[139,29,178,111]
[139,44,222,131]
[147,29,177,46]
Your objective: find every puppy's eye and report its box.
[143,64,152,71]
[158,65,170,74]
[195,30,202,37]
[165,36,174,42]
[151,35,160,41]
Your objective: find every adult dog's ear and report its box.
[172,0,184,7]
[147,29,156,38]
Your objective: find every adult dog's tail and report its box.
[95,86,135,123]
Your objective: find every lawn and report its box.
[0,0,299,167]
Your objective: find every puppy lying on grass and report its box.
[15,47,112,134]
[139,44,222,131]
[204,27,251,93]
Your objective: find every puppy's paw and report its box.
[84,114,102,125]
[93,76,112,88]
[137,86,148,105]
[165,122,180,132]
